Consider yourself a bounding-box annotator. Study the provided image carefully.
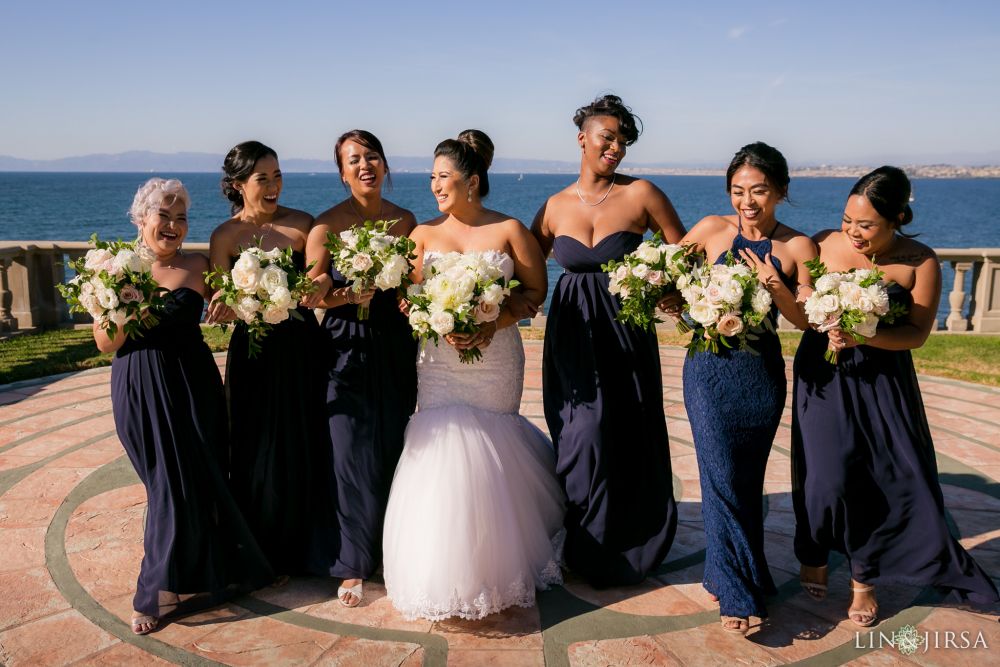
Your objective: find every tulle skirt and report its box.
[382,403,565,621]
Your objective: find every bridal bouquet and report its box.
[601,233,693,331]
[802,258,907,363]
[58,234,164,339]
[205,246,315,357]
[405,251,519,364]
[677,251,774,355]
[324,218,416,319]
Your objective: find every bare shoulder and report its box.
[779,225,817,251]
[278,206,314,231]
[620,176,661,196]
[313,201,353,233]
[210,218,240,244]
[411,215,446,241]
[889,236,937,265]
[691,214,733,234]
[812,228,839,246]
[384,201,417,234]
[182,250,210,273]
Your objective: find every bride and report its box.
[381,130,565,621]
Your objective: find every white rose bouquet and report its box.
[205,245,315,357]
[677,251,775,355]
[601,232,694,332]
[58,234,164,340]
[802,258,908,363]
[323,218,416,320]
[405,251,519,364]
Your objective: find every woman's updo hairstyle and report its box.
[129,178,189,229]
[434,129,494,198]
[573,94,642,146]
[221,140,278,214]
[849,166,914,228]
[726,142,791,201]
[334,129,392,191]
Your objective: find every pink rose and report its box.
[717,312,744,337]
[473,300,500,323]
[119,284,142,304]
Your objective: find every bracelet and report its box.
[344,288,354,304]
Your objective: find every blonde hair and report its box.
[129,178,190,228]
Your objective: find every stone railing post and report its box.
[0,255,18,332]
[945,261,972,332]
[971,256,1000,333]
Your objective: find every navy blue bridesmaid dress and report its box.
[792,287,998,604]
[227,251,339,577]
[323,265,417,581]
[543,231,678,587]
[682,227,788,619]
[111,287,273,618]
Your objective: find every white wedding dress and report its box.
[382,250,565,621]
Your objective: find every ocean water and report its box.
[2,172,998,321]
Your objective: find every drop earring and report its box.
[467,188,473,202]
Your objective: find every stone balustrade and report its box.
[1,241,999,335]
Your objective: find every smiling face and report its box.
[237,154,282,213]
[578,115,627,175]
[429,155,476,213]
[729,165,781,226]
[339,139,385,195]
[841,194,898,256]
[140,195,188,257]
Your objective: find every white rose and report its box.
[866,285,890,315]
[839,281,864,309]
[853,312,879,338]
[853,268,874,282]
[704,283,725,305]
[262,304,289,324]
[351,253,374,273]
[340,230,359,249]
[635,245,661,264]
[84,248,114,272]
[108,308,128,327]
[718,280,743,305]
[265,248,283,261]
[645,270,666,286]
[428,310,455,336]
[619,286,631,299]
[231,253,262,292]
[409,309,430,328]
[717,312,744,337]
[814,273,841,294]
[751,287,772,314]
[110,250,138,276]
[80,293,101,317]
[473,301,501,323]
[689,303,720,326]
[260,264,288,293]
[234,296,261,322]
[729,263,751,278]
[374,269,397,291]
[480,283,504,306]
[380,255,408,286]
[80,280,95,296]
[369,235,391,252]
[817,293,841,316]
[96,286,119,310]
[406,283,424,298]
[631,263,651,280]
[676,274,691,290]
[269,286,292,309]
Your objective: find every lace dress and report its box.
[381,250,565,621]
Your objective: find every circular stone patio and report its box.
[0,342,997,666]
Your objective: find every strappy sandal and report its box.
[338,581,363,608]
[848,584,878,627]
[800,564,828,601]
[130,613,158,635]
[720,615,749,636]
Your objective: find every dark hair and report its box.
[726,142,790,200]
[334,129,392,191]
[221,141,278,214]
[849,166,914,229]
[573,94,642,146]
[434,129,494,198]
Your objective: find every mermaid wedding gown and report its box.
[382,250,565,621]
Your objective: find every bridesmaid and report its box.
[303,130,418,607]
[99,178,272,634]
[531,94,685,587]
[792,166,998,626]
[207,141,338,579]
[676,142,815,634]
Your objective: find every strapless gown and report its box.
[322,265,418,581]
[543,231,677,587]
[792,286,998,604]
[382,250,565,621]
[111,287,272,617]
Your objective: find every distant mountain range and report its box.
[1,150,999,174]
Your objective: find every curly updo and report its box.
[726,142,791,201]
[433,129,494,197]
[573,94,642,145]
[849,166,914,228]
[129,178,190,228]
[221,140,278,214]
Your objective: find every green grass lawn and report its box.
[3,326,1000,388]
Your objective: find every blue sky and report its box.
[1,1,998,165]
